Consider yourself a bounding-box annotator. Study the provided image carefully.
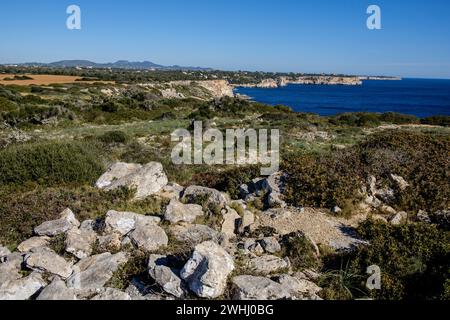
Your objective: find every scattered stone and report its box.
[37,278,77,300]
[24,247,73,279]
[238,210,255,234]
[181,186,229,208]
[275,274,322,298]
[104,210,160,236]
[0,257,22,285]
[246,255,290,275]
[416,210,431,224]
[390,174,409,191]
[129,222,168,252]
[260,237,281,254]
[331,206,342,215]
[157,182,184,200]
[17,236,51,253]
[0,272,46,300]
[96,162,168,200]
[164,199,204,224]
[170,224,223,245]
[232,275,291,300]
[0,245,10,259]
[67,252,128,290]
[65,227,97,259]
[97,233,122,252]
[221,207,241,239]
[148,255,184,298]
[91,288,131,300]
[180,241,234,298]
[262,172,287,208]
[80,219,97,232]
[34,208,80,236]
[389,211,408,225]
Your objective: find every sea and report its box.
[234,78,450,118]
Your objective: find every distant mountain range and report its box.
[11,60,212,71]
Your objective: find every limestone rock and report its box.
[65,228,97,259]
[17,236,51,253]
[96,162,168,200]
[0,273,46,300]
[91,288,131,300]
[180,241,234,298]
[390,211,408,225]
[104,210,160,236]
[157,182,184,200]
[67,252,128,290]
[275,274,322,298]
[97,233,122,252]
[37,278,77,300]
[24,247,73,279]
[246,255,290,275]
[129,222,168,252]
[221,207,241,239]
[260,237,281,254]
[148,255,184,298]
[0,255,22,285]
[390,174,409,191]
[170,224,223,245]
[232,275,291,300]
[181,186,229,208]
[0,245,11,258]
[34,208,80,236]
[238,210,255,234]
[164,199,204,224]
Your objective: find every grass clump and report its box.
[280,232,321,271]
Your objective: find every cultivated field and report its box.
[0,74,113,85]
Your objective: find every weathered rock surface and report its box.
[34,208,80,236]
[0,273,46,300]
[221,207,241,239]
[17,236,51,253]
[246,255,290,275]
[129,222,168,252]
[0,255,22,285]
[104,210,161,236]
[91,287,131,300]
[164,199,204,224]
[36,278,77,300]
[275,274,322,299]
[157,182,184,200]
[65,227,97,259]
[390,211,408,225]
[180,241,234,298]
[96,162,168,200]
[170,224,223,245]
[67,252,128,290]
[232,275,291,300]
[24,247,73,279]
[182,186,229,208]
[148,255,184,298]
[0,245,11,258]
[260,237,281,254]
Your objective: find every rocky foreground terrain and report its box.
[1,158,446,301]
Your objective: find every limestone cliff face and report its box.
[237,76,364,88]
[256,79,279,88]
[196,80,234,97]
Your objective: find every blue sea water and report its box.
[234,79,450,118]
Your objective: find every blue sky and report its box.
[1,0,450,78]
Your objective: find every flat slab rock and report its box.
[67,252,128,290]
[96,162,168,200]
[0,272,46,300]
[245,255,290,275]
[17,236,51,253]
[104,210,161,236]
[34,208,80,237]
[164,199,204,224]
[181,185,229,208]
[91,287,131,300]
[65,227,97,259]
[129,222,168,252]
[148,254,185,298]
[36,278,77,300]
[169,224,223,246]
[24,247,73,279]
[232,275,292,300]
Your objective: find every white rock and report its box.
[390,174,409,191]
[148,255,184,298]
[232,275,291,300]
[104,210,160,236]
[65,228,97,259]
[164,199,204,224]
[36,278,77,300]
[0,245,10,258]
[170,224,223,246]
[180,241,234,298]
[91,287,131,300]
[246,255,290,275]
[238,210,255,234]
[276,274,322,298]
[221,207,241,239]
[390,211,408,225]
[96,162,168,200]
[181,185,229,208]
[67,252,128,290]
[34,208,80,236]
[17,236,51,253]
[24,247,73,279]
[0,273,46,300]
[157,182,184,200]
[260,237,281,254]
[129,222,168,252]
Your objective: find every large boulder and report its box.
[24,247,73,279]
[104,210,161,236]
[36,278,77,300]
[129,222,168,252]
[181,186,229,209]
[164,199,204,224]
[232,275,291,300]
[148,255,184,298]
[34,208,80,236]
[65,227,97,259]
[96,162,168,200]
[17,236,51,253]
[0,272,46,300]
[67,252,128,290]
[246,255,290,275]
[180,241,234,298]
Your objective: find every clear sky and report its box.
[1,0,450,78]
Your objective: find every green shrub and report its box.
[421,115,450,127]
[0,141,106,187]
[98,130,129,144]
[280,232,321,271]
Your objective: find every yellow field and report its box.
[0,74,113,85]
